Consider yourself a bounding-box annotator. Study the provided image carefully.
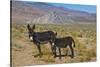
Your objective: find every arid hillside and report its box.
[11,23,96,66]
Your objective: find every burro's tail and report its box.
[72,37,75,47]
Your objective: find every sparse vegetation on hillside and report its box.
[11,23,96,66]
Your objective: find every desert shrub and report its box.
[71,32,79,37]
[13,43,22,49]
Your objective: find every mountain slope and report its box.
[11,1,96,24]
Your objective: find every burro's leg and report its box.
[36,44,43,57]
[69,45,74,58]
[59,48,61,59]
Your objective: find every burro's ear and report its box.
[55,32,57,36]
[32,24,35,30]
[27,24,31,30]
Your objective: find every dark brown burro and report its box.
[52,35,75,59]
[27,24,56,57]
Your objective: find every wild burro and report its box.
[27,24,56,57]
[52,33,75,59]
